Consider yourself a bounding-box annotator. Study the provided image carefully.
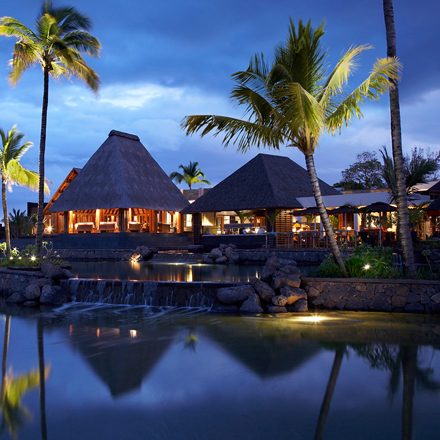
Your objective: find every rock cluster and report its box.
[6,262,74,307]
[122,246,158,262]
[202,244,240,265]
[214,254,308,313]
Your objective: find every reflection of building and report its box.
[45,130,189,235]
[69,325,176,397]
[204,320,322,379]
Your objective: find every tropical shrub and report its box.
[311,255,345,278]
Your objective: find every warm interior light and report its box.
[347,226,352,230]
[130,330,137,338]
[387,228,392,232]
[47,226,52,233]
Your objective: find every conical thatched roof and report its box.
[49,130,189,212]
[181,153,339,213]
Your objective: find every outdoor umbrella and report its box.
[327,205,356,230]
[364,202,397,246]
[291,207,320,230]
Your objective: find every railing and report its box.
[265,230,358,249]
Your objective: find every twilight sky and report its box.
[0,0,439,213]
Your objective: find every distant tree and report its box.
[334,151,385,190]
[169,161,212,190]
[0,1,101,256]
[0,126,48,254]
[8,209,27,238]
[380,146,440,202]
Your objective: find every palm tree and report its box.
[182,18,398,277]
[382,0,416,278]
[380,146,440,202]
[0,0,101,256]
[169,161,212,189]
[0,125,49,254]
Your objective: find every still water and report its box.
[1,302,440,440]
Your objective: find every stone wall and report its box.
[302,277,440,314]
[0,268,43,296]
[237,249,329,264]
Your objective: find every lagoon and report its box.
[1,302,440,440]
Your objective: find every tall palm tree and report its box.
[0,125,49,254]
[0,0,101,256]
[380,146,440,202]
[169,161,212,190]
[382,0,416,278]
[182,18,398,276]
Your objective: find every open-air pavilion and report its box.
[45,130,189,235]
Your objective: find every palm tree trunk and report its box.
[2,179,11,255]
[2,315,10,389]
[314,347,345,440]
[37,320,47,440]
[383,0,417,278]
[36,68,49,258]
[305,154,348,276]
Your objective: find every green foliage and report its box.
[311,254,345,278]
[169,161,212,189]
[0,241,63,267]
[334,151,385,190]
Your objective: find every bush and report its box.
[311,255,345,278]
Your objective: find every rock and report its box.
[369,293,392,312]
[229,252,240,264]
[209,248,223,260]
[260,258,280,283]
[224,246,235,258]
[271,272,301,290]
[286,299,308,312]
[217,285,254,305]
[250,277,275,302]
[25,284,41,300]
[215,256,228,264]
[41,262,65,279]
[272,295,288,306]
[62,268,75,278]
[240,293,264,313]
[280,285,307,304]
[431,293,440,304]
[32,278,54,288]
[24,301,39,307]
[307,286,320,298]
[6,292,26,303]
[268,306,288,313]
[345,298,363,311]
[404,303,425,313]
[40,285,68,305]
[201,255,214,264]
[210,303,238,313]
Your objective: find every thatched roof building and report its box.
[181,153,339,214]
[49,130,189,213]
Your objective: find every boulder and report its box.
[240,293,264,313]
[215,256,228,264]
[217,285,254,305]
[24,301,39,307]
[32,278,54,288]
[62,268,75,279]
[260,258,280,283]
[250,277,275,302]
[25,284,41,300]
[201,255,214,264]
[40,285,69,305]
[209,248,223,260]
[272,295,288,306]
[271,272,301,290]
[6,292,26,304]
[286,299,308,312]
[268,306,288,313]
[41,262,65,279]
[280,285,307,305]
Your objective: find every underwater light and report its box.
[296,315,326,323]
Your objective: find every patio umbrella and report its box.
[291,207,320,230]
[364,202,397,246]
[327,206,356,230]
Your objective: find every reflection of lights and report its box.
[295,315,326,323]
[130,254,141,263]
[364,264,370,270]
[97,328,100,337]
[188,265,193,282]
[130,330,137,338]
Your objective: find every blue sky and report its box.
[0,0,439,213]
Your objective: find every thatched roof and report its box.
[49,130,189,213]
[426,197,440,213]
[44,167,81,215]
[181,153,339,213]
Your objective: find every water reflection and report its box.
[0,303,439,440]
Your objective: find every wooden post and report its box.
[118,209,127,232]
[64,212,69,234]
[152,210,157,233]
[192,213,201,245]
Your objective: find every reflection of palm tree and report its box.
[354,343,440,440]
[314,345,345,440]
[0,315,45,437]
[38,319,48,440]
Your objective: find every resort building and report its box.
[45,130,189,234]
